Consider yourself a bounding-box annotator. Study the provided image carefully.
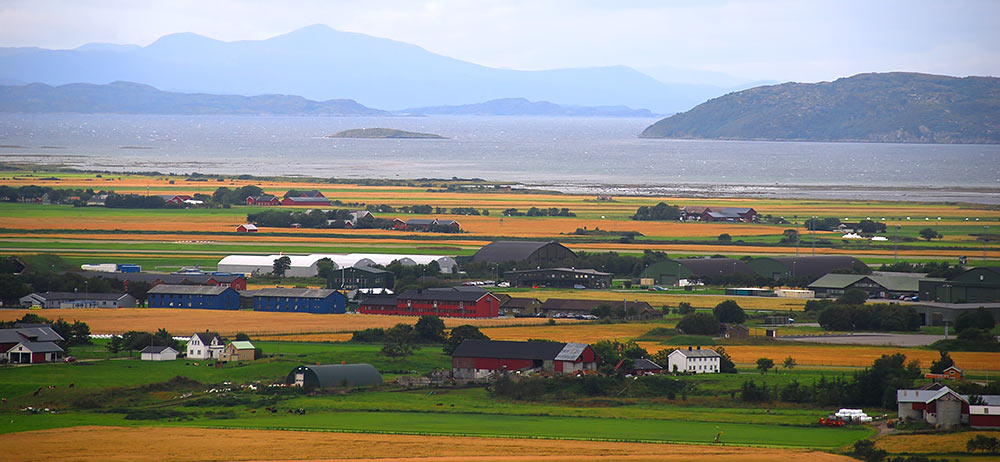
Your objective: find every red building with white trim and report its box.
[359,287,499,318]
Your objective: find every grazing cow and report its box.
[33,387,41,397]
[68,383,75,389]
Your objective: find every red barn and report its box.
[236,224,258,233]
[451,339,599,379]
[359,287,499,318]
[246,195,280,206]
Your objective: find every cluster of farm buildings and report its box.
[15,240,1000,325]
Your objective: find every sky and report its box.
[1,0,998,85]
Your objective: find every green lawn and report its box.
[3,408,872,448]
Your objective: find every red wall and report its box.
[32,352,46,363]
[971,414,1000,428]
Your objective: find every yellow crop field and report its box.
[875,431,1000,454]
[0,308,569,336]
[0,426,857,462]
[512,289,808,311]
[638,343,1000,371]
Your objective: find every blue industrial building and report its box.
[147,285,239,310]
[252,288,346,314]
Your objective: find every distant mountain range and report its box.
[0,81,390,116]
[0,24,742,114]
[640,72,1000,144]
[0,81,663,117]
[403,98,657,117]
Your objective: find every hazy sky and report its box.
[2,0,998,84]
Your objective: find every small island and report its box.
[329,128,446,139]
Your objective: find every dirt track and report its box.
[0,426,857,462]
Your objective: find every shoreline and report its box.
[2,161,998,205]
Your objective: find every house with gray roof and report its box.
[0,327,65,364]
[19,291,136,309]
[187,331,224,360]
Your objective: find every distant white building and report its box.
[667,347,721,374]
[140,345,178,361]
[187,331,224,360]
[217,253,458,277]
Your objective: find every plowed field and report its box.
[0,426,857,462]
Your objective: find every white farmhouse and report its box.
[187,331,224,360]
[667,346,721,374]
[140,345,178,361]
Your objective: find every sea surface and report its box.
[1,114,998,203]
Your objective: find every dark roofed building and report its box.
[287,364,382,388]
[748,256,868,281]
[327,266,394,289]
[146,285,240,310]
[359,287,500,318]
[500,297,542,316]
[451,339,598,379]
[641,258,755,285]
[539,298,657,320]
[281,196,332,206]
[471,240,576,265]
[246,194,280,206]
[504,267,612,289]
[78,271,247,290]
[252,288,346,314]
[614,358,664,375]
[809,273,926,299]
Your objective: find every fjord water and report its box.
[1,114,997,202]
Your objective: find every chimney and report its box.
[688,346,692,351]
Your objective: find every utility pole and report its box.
[986,225,991,264]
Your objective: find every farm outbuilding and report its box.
[640,258,755,285]
[1,326,65,364]
[140,345,178,361]
[747,256,868,281]
[919,267,1000,304]
[222,341,256,362]
[470,240,576,265]
[19,291,137,309]
[286,364,383,388]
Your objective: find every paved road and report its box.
[781,333,945,347]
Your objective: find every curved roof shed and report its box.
[641,258,754,285]
[286,364,382,388]
[748,256,868,280]
[471,241,576,265]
